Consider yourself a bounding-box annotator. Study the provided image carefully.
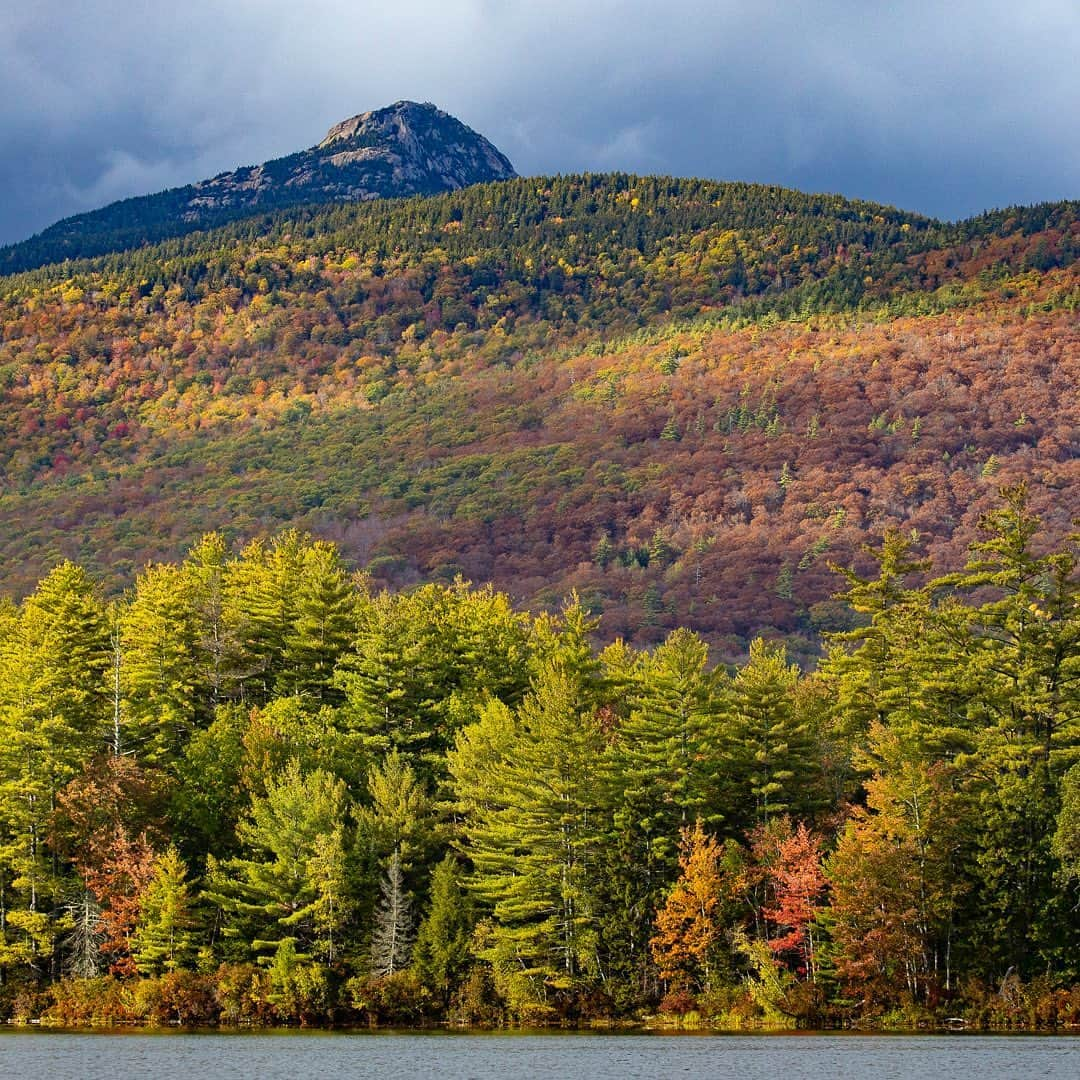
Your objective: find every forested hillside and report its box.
[0,493,1076,1027]
[0,175,1077,657]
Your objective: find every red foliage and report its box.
[54,756,167,973]
[763,823,826,979]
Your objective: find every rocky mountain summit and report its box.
[187,101,516,217]
[318,100,516,185]
[1,102,516,274]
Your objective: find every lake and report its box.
[1,1030,1078,1079]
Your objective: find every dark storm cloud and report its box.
[1,1,1078,245]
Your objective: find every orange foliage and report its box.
[650,821,724,987]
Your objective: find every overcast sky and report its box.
[1,1,1078,245]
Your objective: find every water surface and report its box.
[1,1030,1078,1080]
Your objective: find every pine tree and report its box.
[452,663,609,997]
[943,488,1080,978]
[267,937,330,1023]
[413,855,473,1004]
[355,751,436,887]
[821,529,932,741]
[278,542,360,704]
[297,827,353,966]
[1053,762,1080,886]
[616,628,721,863]
[205,761,351,959]
[184,533,242,716]
[122,562,200,764]
[335,580,532,769]
[131,845,197,976]
[225,532,307,705]
[721,639,822,829]
[0,562,109,975]
[171,705,248,860]
[949,484,1078,754]
[604,629,723,997]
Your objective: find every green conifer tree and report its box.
[131,845,198,975]
[205,761,351,960]
[278,542,361,704]
[722,639,822,829]
[413,855,473,1005]
[0,563,109,975]
[452,663,609,1004]
[122,562,200,764]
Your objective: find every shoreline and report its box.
[5,1018,1080,1036]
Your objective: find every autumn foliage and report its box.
[0,174,1076,1027]
[0,176,1075,661]
[650,822,724,987]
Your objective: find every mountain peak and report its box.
[319,100,446,147]
[316,100,516,183]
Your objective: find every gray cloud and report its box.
[1,1,1077,245]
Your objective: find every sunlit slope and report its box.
[0,174,1076,655]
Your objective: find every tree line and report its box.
[0,485,1077,1027]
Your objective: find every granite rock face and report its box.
[185,101,517,218]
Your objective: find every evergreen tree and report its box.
[355,751,437,889]
[1053,762,1080,886]
[267,937,331,1023]
[205,761,351,959]
[335,581,532,770]
[948,485,1078,754]
[122,562,200,764]
[945,488,1080,978]
[822,529,932,739]
[225,532,307,705]
[615,628,722,868]
[171,705,248,861]
[721,639,822,829]
[603,629,722,1003]
[277,542,360,704]
[298,826,354,966]
[239,696,360,795]
[131,846,197,976]
[0,506,1072,1019]
[413,855,473,1005]
[0,563,109,976]
[452,663,609,1004]
[184,533,242,716]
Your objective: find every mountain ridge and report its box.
[0,101,516,275]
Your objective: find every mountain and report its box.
[0,101,517,275]
[0,172,1076,660]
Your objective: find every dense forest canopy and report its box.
[0,175,1077,659]
[0,490,1076,1027]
